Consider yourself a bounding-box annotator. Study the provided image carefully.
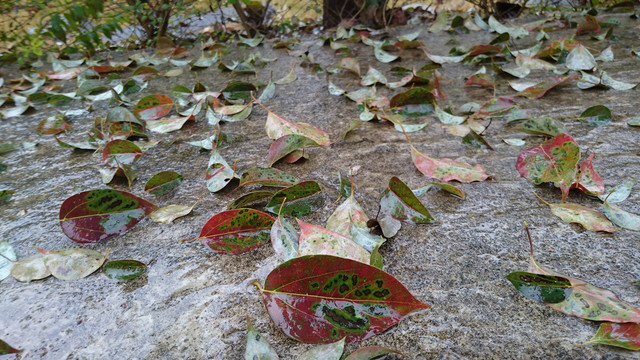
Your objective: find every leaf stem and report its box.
[532,191,552,207]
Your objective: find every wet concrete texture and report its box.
[1,11,640,360]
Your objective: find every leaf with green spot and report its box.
[0,240,17,281]
[271,216,300,262]
[574,153,604,196]
[268,135,320,167]
[102,259,147,281]
[38,247,107,281]
[412,146,491,183]
[10,253,50,282]
[245,317,279,360]
[464,73,495,89]
[427,181,466,199]
[238,167,298,188]
[389,88,434,116]
[299,338,345,360]
[59,189,157,243]
[512,117,565,136]
[265,181,324,217]
[544,200,616,232]
[582,323,640,351]
[206,150,236,193]
[369,246,384,270]
[516,133,580,202]
[265,112,330,146]
[133,94,173,121]
[599,178,636,203]
[471,97,516,118]
[0,339,21,355]
[192,208,274,254]
[144,171,184,196]
[601,202,640,231]
[517,74,578,99]
[228,191,275,210]
[507,271,573,303]
[566,44,596,71]
[326,196,373,248]
[150,204,194,224]
[102,139,142,168]
[379,176,434,236]
[345,346,405,359]
[0,190,14,203]
[578,105,612,126]
[37,114,71,135]
[258,255,429,343]
[462,130,493,150]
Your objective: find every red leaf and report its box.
[576,15,601,36]
[516,133,580,201]
[196,209,274,254]
[59,189,157,243]
[411,146,491,183]
[88,65,124,73]
[133,94,173,121]
[259,255,429,344]
[574,153,604,196]
[517,74,578,99]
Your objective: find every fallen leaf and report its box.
[265,181,324,217]
[299,338,345,360]
[344,346,405,359]
[245,316,279,360]
[102,259,147,281]
[39,247,107,281]
[581,322,640,350]
[412,146,491,183]
[144,171,184,196]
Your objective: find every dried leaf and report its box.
[39,248,107,281]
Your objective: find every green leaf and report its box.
[133,94,173,121]
[374,47,398,63]
[0,190,14,203]
[102,259,147,281]
[378,177,434,238]
[244,317,279,360]
[298,338,345,360]
[427,182,466,199]
[582,322,640,351]
[38,247,107,281]
[37,114,71,135]
[601,202,640,231]
[545,201,616,232]
[265,112,330,146]
[270,216,300,262]
[227,191,275,210]
[599,178,636,203]
[206,150,236,193]
[238,35,264,47]
[238,167,298,188]
[265,181,324,217]
[274,65,297,85]
[601,71,637,90]
[144,171,184,196]
[512,117,565,136]
[566,44,596,71]
[434,104,466,125]
[507,271,573,303]
[268,135,319,167]
[0,339,21,355]
[578,105,612,126]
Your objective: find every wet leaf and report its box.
[0,240,17,281]
[506,271,573,303]
[245,317,279,360]
[601,202,640,231]
[102,139,142,168]
[582,322,640,350]
[147,114,194,133]
[344,346,404,359]
[10,254,50,282]
[206,150,236,193]
[258,255,429,343]
[566,44,596,71]
[265,112,330,146]
[37,114,71,135]
[575,153,604,196]
[517,74,578,99]
[512,117,565,136]
[0,339,21,355]
[411,146,491,183]
[150,204,194,224]
[265,181,324,217]
[299,338,345,360]
[144,171,184,196]
[268,135,319,167]
[102,259,147,281]
[39,247,107,281]
[275,65,297,85]
[193,208,274,254]
[516,133,580,201]
[578,105,611,126]
[271,216,300,262]
[426,53,467,64]
[599,178,635,203]
[133,94,173,121]
[59,189,157,243]
[228,191,275,210]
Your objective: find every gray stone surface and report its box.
[1,11,640,359]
